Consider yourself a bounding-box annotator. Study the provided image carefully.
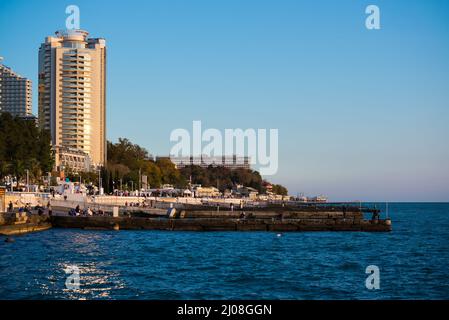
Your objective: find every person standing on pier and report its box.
[47,202,52,216]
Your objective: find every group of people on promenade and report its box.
[68,205,105,217]
[7,200,52,216]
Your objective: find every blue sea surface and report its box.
[0,203,448,299]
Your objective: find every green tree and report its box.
[0,113,53,185]
[155,157,181,186]
[105,137,283,194]
[141,161,162,188]
[272,184,288,196]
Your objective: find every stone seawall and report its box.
[180,210,364,219]
[1,208,391,235]
[0,213,52,236]
[51,211,391,232]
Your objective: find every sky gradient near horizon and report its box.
[1,0,448,201]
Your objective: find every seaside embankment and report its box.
[0,193,392,235]
[50,212,391,232]
[1,203,391,236]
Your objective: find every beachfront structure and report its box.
[193,186,221,198]
[234,185,259,200]
[0,57,33,117]
[53,145,92,173]
[166,155,251,170]
[38,29,106,169]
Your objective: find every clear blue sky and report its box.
[1,0,448,201]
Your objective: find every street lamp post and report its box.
[138,168,141,195]
[98,169,102,195]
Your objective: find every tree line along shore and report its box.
[0,114,288,196]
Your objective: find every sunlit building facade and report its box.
[38,30,106,169]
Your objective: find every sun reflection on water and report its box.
[57,261,126,299]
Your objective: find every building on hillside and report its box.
[193,186,221,198]
[235,185,259,199]
[166,155,251,170]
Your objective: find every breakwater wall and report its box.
[0,212,52,236]
[51,210,392,232]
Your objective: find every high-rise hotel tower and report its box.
[38,30,106,168]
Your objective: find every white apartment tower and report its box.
[0,57,33,117]
[38,30,106,168]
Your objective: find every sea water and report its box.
[0,203,448,299]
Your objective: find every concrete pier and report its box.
[1,202,392,234]
[50,209,392,232]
